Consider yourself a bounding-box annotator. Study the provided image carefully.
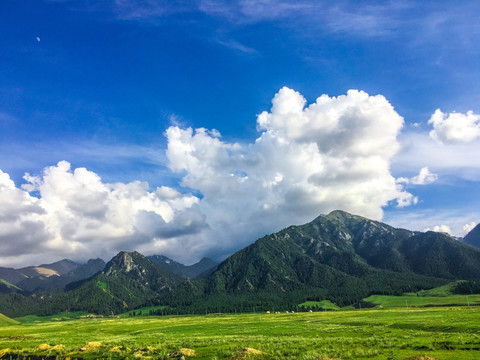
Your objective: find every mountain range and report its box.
[147,255,217,279]
[1,210,479,317]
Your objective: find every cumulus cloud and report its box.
[396,167,438,185]
[1,87,420,266]
[0,161,204,267]
[165,87,416,260]
[428,109,480,144]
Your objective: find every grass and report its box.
[299,300,340,310]
[403,281,461,297]
[361,282,480,309]
[363,293,480,308]
[0,279,22,291]
[1,307,480,359]
[14,311,92,324]
[0,313,19,326]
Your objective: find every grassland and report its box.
[1,306,480,360]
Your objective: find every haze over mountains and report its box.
[0,210,479,317]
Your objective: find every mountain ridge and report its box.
[147,255,217,279]
[463,223,480,248]
[1,210,480,317]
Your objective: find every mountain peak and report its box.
[104,251,145,276]
[323,210,366,221]
[464,223,480,248]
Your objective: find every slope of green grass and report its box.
[0,279,21,291]
[363,293,480,308]
[404,281,461,297]
[0,312,19,326]
[14,311,90,324]
[1,307,480,359]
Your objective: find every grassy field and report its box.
[1,307,480,360]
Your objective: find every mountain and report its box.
[163,210,480,311]
[3,210,480,317]
[56,251,183,315]
[0,279,22,294]
[17,258,106,293]
[0,252,184,317]
[463,223,480,248]
[0,268,26,286]
[148,255,217,279]
[0,259,79,286]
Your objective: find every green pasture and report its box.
[1,307,480,359]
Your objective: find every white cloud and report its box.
[423,225,452,234]
[0,87,419,266]
[396,167,438,185]
[0,161,204,267]
[464,222,477,235]
[433,224,452,234]
[428,109,480,144]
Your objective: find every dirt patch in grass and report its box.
[229,347,263,359]
[80,341,102,352]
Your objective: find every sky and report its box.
[1,0,480,267]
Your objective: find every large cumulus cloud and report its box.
[1,88,417,266]
[165,87,415,260]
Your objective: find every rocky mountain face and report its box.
[102,251,183,293]
[148,255,217,279]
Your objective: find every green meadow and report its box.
[1,306,480,360]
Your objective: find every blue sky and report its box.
[1,0,480,266]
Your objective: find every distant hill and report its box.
[0,259,79,285]
[463,223,480,248]
[17,258,106,293]
[148,255,217,279]
[0,252,184,317]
